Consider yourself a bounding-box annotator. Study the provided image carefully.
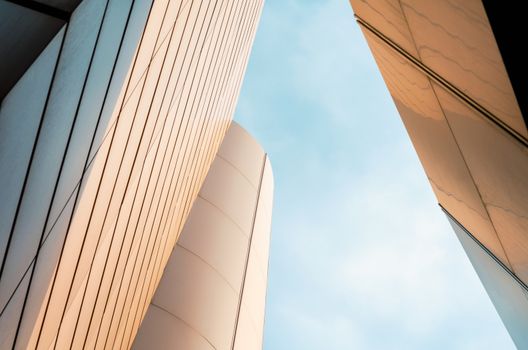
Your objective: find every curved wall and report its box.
[132,121,273,350]
[0,0,263,348]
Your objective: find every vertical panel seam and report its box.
[67,0,188,347]
[231,151,267,350]
[427,79,515,273]
[120,1,224,346]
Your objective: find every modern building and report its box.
[349,0,528,347]
[133,122,273,350]
[0,0,271,349]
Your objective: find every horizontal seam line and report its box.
[149,303,216,349]
[197,194,251,236]
[215,154,259,189]
[175,244,239,293]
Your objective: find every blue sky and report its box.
[234,0,516,349]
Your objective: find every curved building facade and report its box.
[0,0,264,348]
[133,121,273,350]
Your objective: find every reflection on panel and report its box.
[446,212,528,349]
[360,28,510,267]
[400,0,526,139]
[133,122,272,350]
[432,82,528,284]
[349,0,418,57]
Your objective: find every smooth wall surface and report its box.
[446,212,528,349]
[133,122,273,350]
[349,0,528,344]
[0,0,263,348]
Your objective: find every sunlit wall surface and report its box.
[0,0,263,348]
[348,0,528,347]
[133,122,273,350]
